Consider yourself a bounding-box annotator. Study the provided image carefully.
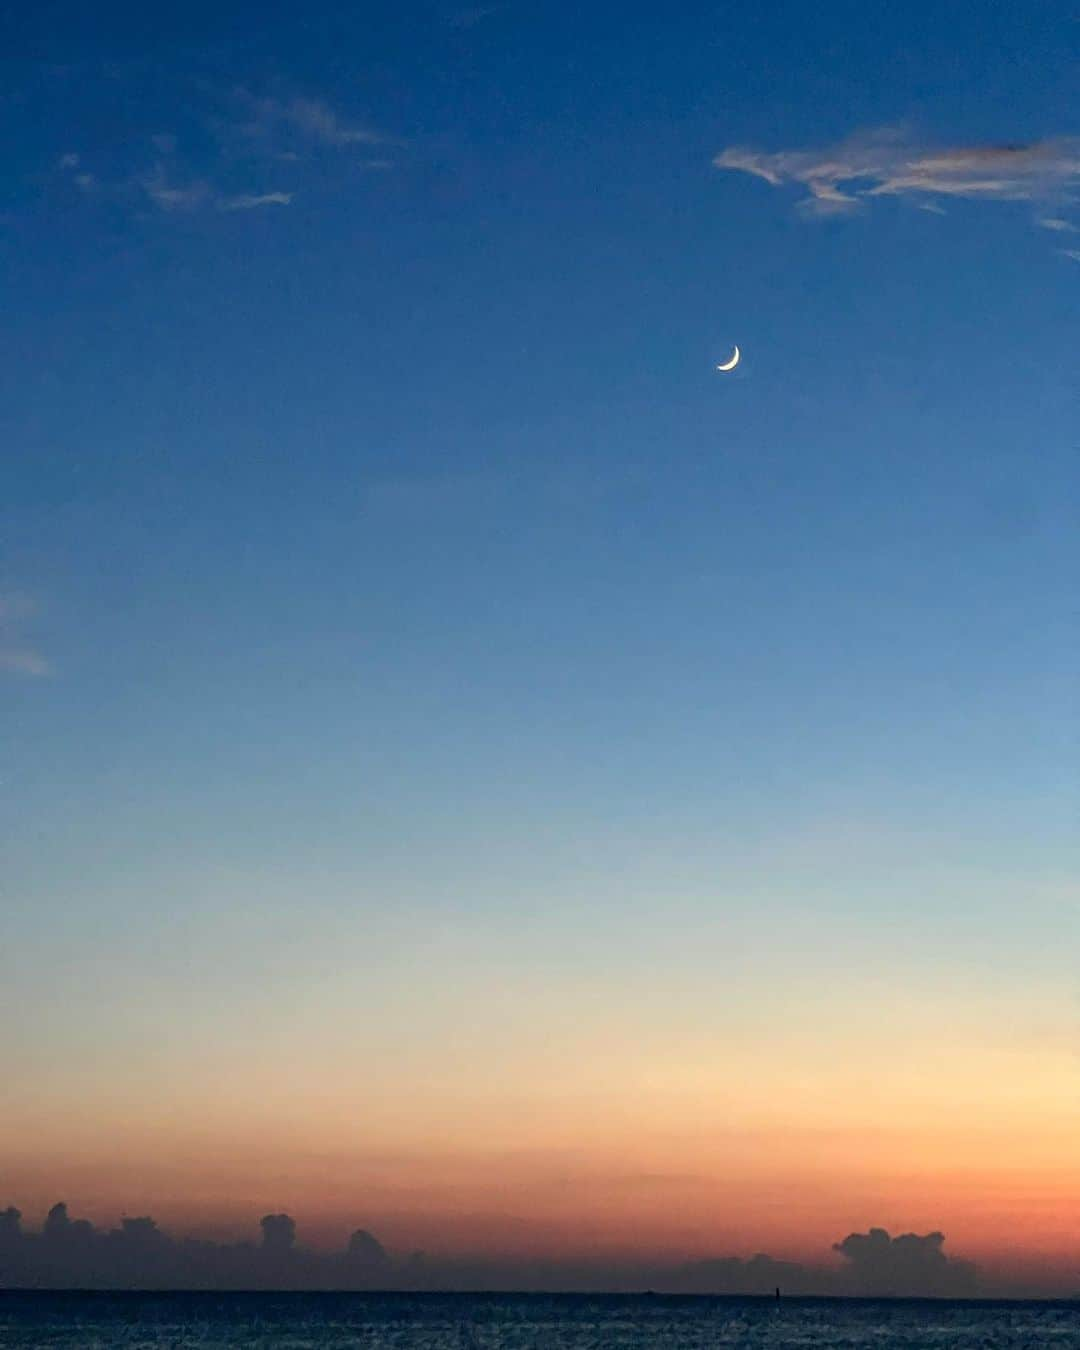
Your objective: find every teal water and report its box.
[1,1292,1078,1347]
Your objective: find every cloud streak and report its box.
[0,592,49,678]
[0,646,50,677]
[132,167,293,215]
[52,88,393,222]
[281,96,384,147]
[140,169,212,212]
[447,4,506,28]
[235,93,387,152]
[715,129,1080,221]
[219,191,294,212]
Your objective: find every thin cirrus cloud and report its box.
[275,96,384,147]
[0,592,49,678]
[57,155,97,194]
[0,647,50,677]
[714,128,1080,231]
[447,4,506,27]
[54,91,392,219]
[138,170,295,216]
[219,191,295,212]
[139,170,213,212]
[232,92,387,152]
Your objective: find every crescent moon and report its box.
[716,346,740,372]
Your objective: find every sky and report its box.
[2,0,1078,1292]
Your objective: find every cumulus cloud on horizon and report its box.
[833,1227,977,1298]
[0,1205,994,1295]
[715,128,1080,228]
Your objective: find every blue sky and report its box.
[1,0,1078,1263]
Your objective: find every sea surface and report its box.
[1,1291,1079,1348]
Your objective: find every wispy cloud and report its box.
[715,128,1080,220]
[282,96,383,147]
[140,168,212,212]
[56,153,99,195]
[447,4,505,28]
[0,646,50,677]
[1039,216,1078,232]
[1059,248,1080,263]
[236,93,386,151]
[219,191,294,212]
[60,152,291,214]
[0,592,49,678]
[51,88,391,222]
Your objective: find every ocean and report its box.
[1,1291,1078,1348]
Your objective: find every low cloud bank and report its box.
[832,1228,977,1298]
[0,1203,1001,1295]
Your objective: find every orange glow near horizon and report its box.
[4,1080,1078,1275]
[6,900,1077,1284]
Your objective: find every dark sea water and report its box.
[1,1291,1079,1348]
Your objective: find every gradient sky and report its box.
[2,0,1078,1284]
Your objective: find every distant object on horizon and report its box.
[716,346,740,371]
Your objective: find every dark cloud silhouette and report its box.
[42,1203,94,1250]
[0,1204,391,1290]
[116,1217,164,1247]
[833,1227,978,1297]
[0,1208,23,1241]
[346,1229,389,1266]
[669,1252,815,1296]
[42,1204,70,1241]
[0,1203,1028,1296]
[259,1214,297,1255]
